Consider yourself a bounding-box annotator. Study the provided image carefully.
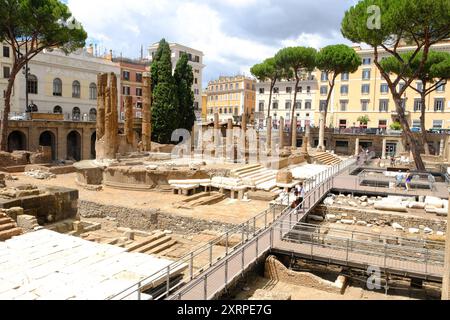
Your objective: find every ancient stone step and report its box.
[134,236,173,254]
[0,223,17,232]
[0,217,14,225]
[125,232,166,252]
[145,239,177,255]
[0,227,22,241]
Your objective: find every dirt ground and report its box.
[8,173,269,225]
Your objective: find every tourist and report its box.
[428,174,436,192]
[395,171,403,189]
[297,183,305,209]
[405,171,413,191]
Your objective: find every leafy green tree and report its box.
[381,51,450,154]
[341,0,450,170]
[275,47,316,145]
[316,45,361,125]
[174,53,195,131]
[251,57,292,120]
[150,39,180,143]
[357,115,370,126]
[390,122,402,131]
[0,0,87,151]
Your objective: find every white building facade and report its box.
[255,76,319,129]
[1,45,120,121]
[148,42,205,120]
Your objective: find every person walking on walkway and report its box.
[405,171,413,191]
[428,174,436,192]
[395,171,403,190]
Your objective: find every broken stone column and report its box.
[95,73,120,160]
[291,116,297,149]
[440,138,445,157]
[355,138,360,156]
[242,113,247,133]
[142,73,152,152]
[96,73,108,141]
[382,138,387,160]
[266,117,272,153]
[124,96,134,146]
[227,118,233,160]
[442,195,450,300]
[279,117,285,149]
[318,112,325,151]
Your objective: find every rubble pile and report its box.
[24,170,56,180]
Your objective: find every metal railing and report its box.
[107,157,356,300]
[272,225,445,278]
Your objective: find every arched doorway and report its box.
[39,131,56,160]
[67,131,81,161]
[90,131,96,159]
[7,131,26,152]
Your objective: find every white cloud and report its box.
[66,0,348,86]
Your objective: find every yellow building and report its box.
[315,40,450,131]
[206,75,256,123]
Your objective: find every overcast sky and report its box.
[66,0,357,87]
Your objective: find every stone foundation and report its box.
[79,200,237,234]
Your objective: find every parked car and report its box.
[411,127,421,133]
[9,114,27,121]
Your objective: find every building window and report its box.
[27,75,38,94]
[52,78,62,96]
[224,107,227,114]
[306,86,311,93]
[320,86,328,95]
[416,81,423,91]
[273,102,278,110]
[339,119,347,129]
[362,69,371,80]
[341,72,349,81]
[286,87,292,94]
[136,88,142,97]
[319,100,327,112]
[89,83,97,100]
[123,71,130,81]
[72,107,81,121]
[380,83,389,94]
[53,105,63,114]
[295,102,301,109]
[3,66,10,79]
[234,107,238,115]
[246,83,250,90]
[89,108,97,121]
[285,102,292,110]
[340,85,349,95]
[379,120,387,129]
[273,87,279,94]
[230,84,234,90]
[361,100,369,112]
[3,46,10,58]
[259,102,264,112]
[321,72,328,82]
[296,86,302,93]
[361,84,370,94]
[362,58,371,65]
[72,81,81,98]
[414,99,422,112]
[398,82,406,93]
[195,78,198,85]
[437,82,446,92]
[123,86,131,96]
[379,99,389,112]
[136,73,143,82]
[136,102,142,109]
[433,120,443,129]
[434,98,444,112]
[305,101,312,110]
[412,120,420,128]
[340,100,348,111]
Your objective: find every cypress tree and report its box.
[151,39,180,143]
[174,53,196,131]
